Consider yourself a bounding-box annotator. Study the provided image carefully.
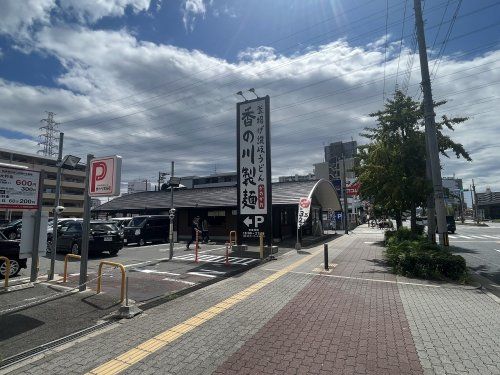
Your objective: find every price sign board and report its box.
[0,167,40,210]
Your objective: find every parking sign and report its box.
[89,155,122,196]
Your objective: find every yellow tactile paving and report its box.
[115,348,150,365]
[86,247,321,375]
[136,338,168,353]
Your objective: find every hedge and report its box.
[384,228,467,282]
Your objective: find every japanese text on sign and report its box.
[239,98,268,215]
[0,167,40,210]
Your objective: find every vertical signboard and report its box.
[237,95,272,244]
[89,155,122,197]
[0,167,41,210]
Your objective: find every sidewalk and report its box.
[2,227,499,375]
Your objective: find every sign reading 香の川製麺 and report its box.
[237,95,272,243]
[0,166,40,210]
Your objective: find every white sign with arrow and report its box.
[243,216,264,228]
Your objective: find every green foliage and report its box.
[357,90,471,231]
[385,228,467,282]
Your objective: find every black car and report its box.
[0,219,22,240]
[123,215,170,246]
[0,231,27,278]
[56,221,123,256]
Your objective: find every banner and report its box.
[297,197,311,228]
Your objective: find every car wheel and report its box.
[8,232,17,240]
[0,258,20,278]
[109,249,119,256]
[138,238,145,246]
[71,242,80,255]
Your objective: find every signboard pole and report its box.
[30,170,45,282]
[48,132,64,280]
[265,96,273,248]
[79,154,93,291]
[169,161,174,260]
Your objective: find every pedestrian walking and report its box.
[186,216,201,250]
[201,218,209,243]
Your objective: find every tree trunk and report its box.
[395,211,403,229]
[410,203,417,233]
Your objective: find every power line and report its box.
[394,0,409,90]
[59,1,458,128]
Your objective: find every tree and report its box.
[356,90,471,232]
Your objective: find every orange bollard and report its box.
[225,242,230,266]
[195,230,199,263]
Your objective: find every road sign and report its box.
[0,166,40,210]
[237,96,272,241]
[89,155,122,197]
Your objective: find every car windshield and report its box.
[2,219,22,227]
[128,217,146,227]
[90,223,118,232]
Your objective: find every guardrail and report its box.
[229,230,237,246]
[97,261,126,303]
[63,254,81,283]
[0,256,11,288]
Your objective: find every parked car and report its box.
[0,231,27,278]
[55,220,123,256]
[0,219,22,240]
[46,218,83,253]
[109,217,132,231]
[378,219,394,229]
[123,215,170,246]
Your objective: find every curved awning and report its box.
[307,179,342,211]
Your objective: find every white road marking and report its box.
[187,272,217,278]
[162,277,196,285]
[131,269,180,276]
[483,235,500,239]
[456,235,472,239]
[495,249,500,253]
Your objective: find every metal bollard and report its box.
[125,275,129,307]
[324,243,329,270]
[195,231,199,263]
[225,242,230,266]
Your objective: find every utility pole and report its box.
[48,133,64,280]
[414,0,448,246]
[341,142,349,234]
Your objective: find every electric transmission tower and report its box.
[38,111,60,157]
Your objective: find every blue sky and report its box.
[0,0,499,192]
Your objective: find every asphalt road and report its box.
[448,222,500,287]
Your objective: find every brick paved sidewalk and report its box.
[4,227,499,375]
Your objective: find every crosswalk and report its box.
[449,234,500,240]
[173,254,260,266]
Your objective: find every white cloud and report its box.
[182,0,206,32]
[59,0,151,23]
[238,46,278,62]
[0,0,152,40]
[0,26,498,192]
[0,0,54,39]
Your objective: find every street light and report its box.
[48,132,81,280]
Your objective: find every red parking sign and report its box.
[89,155,122,197]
